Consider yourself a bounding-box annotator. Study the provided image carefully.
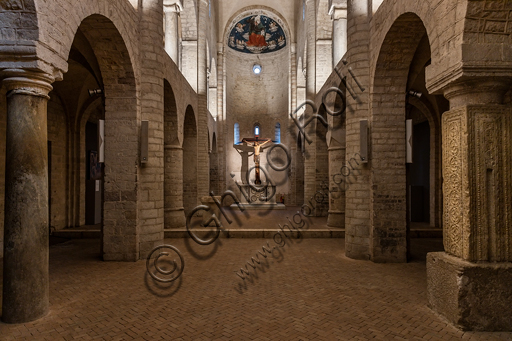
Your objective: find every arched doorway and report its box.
[315,105,329,216]
[183,105,198,214]
[371,13,445,262]
[70,14,138,261]
[210,132,219,195]
[164,79,185,228]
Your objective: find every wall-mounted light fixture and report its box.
[360,120,369,163]
[407,90,422,98]
[88,89,103,96]
[253,64,262,75]
[98,120,104,163]
[141,120,149,164]
[406,119,413,163]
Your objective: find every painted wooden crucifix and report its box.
[241,137,272,184]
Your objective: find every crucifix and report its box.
[240,137,272,184]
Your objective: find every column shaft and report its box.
[196,0,209,205]
[304,0,317,214]
[164,146,186,228]
[2,73,52,323]
[164,4,181,64]
[442,107,512,262]
[427,78,512,331]
[344,0,371,260]
[327,147,345,227]
[331,6,347,68]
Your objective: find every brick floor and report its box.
[0,237,511,340]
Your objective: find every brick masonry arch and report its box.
[163,78,187,229]
[30,0,140,79]
[369,12,430,262]
[0,0,45,72]
[182,104,198,214]
[73,13,139,261]
[369,0,467,94]
[456,1,512,87]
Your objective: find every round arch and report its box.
[369,12,431,262]
[74,14,138,261]
[222,5,292,48]
[182,105,198,214]
[27,0,140,78]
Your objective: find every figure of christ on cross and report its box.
[242,137,272,184]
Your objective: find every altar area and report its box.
[232,137,285,210]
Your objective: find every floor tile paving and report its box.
[0,237,511,340]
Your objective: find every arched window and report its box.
[275,123,281,143]
[254,125,260,137]
[234,123,240,144]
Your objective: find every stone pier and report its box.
[2,70,53,323]
[427,78,512,331]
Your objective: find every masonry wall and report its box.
[315,0,333,90]
[183,110,198,214]
[47,93,68,230]
[225,47,291,199]
[1,88,69,256]
[315,109,329,215]
[137,0,166,259]
[0,87,5,256]
[344,0,371,260]
[218,2,296,43]
[80,103,105,227]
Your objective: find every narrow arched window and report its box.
[275,123,281,143]
[234,123,240,144]
[254,125,260,137]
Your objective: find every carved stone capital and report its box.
[329,4,347,20]
[163,0,183,13]
[1,69,54,99]
[442,77,510,109]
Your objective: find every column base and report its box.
[165,208,186,228]
[427,252,512,331]
[327,210,344,227]
[200,196,221,226]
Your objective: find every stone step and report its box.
[164,228,345,238]
[52,230,101,239]
[51,228,443,239]
[409,229,443,238]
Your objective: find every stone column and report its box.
[196,0,209,205]
[427,78,512,331]
[344,0,371,260]
[164,145,186,228]
[216,44,227,194]
[327,146,345,227]
[164,0,182,64]
[1,70,53,323]
[182,40,198,91]
[137,0,165,259]
[330,3,348,68]
[304,0,318,214]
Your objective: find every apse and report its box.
[224,9,291,200]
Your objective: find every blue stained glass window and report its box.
[275,123,281,143]
[234,123,240,144]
